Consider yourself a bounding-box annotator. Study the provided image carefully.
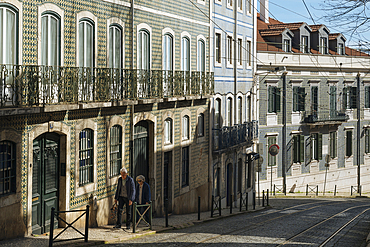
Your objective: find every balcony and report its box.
[301,110,348,124]
[213,120,258,153]
[0,65,214,112]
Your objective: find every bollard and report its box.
[85,205,90,242]
[334,185,337,196]
[351,186,353,196]
[230,194,233,214]
[316,185,318,196]
[360,185,362,196]
[246,192,248,211]
[198,196,201,220]
[267,189,269,206]
[149,201,153,230]
[49,207,55,247]
[262,190,265,207]
[306,184,308,196]
[165,198,168,227]
[273,184,276,196]
[218,196,221,216]
[239,193,242,212]
[132,202,137,233]
[211,195,214,218]
[253,191,256,210]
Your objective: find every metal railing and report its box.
[211,195,221,217]
[49,205,89,247]
[132,202,152,233]
[301,110,348,123]
[213,120,258,152]
[0,65,214,107]
[306,185,318,196]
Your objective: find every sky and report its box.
[266,0,369,48]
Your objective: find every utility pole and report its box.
[130,0,135,175]
[357,73,361,192]
[233,0,237,125]
[281,70,287,195]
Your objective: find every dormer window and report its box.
[319,37,327,54]
[284,39,291,52]
[338,43,345,55]
[301,36,308,53]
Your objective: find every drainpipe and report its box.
[130,0,135,174]
[357,73,361,192]
[234,0,237,126]
[282,70,287,195]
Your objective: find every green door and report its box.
[133,121,149,183]
[32,133,59,234]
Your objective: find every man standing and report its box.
[114,167,135,230]
[135,175,151,225]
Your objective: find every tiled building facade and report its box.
[256,6,370,195]
[0,0,214,239]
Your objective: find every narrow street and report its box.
[105,198,370,247]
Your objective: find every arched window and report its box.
[109,24,122,68]
[237,96,242,124]
[41,12,60,66]
[0,5,18,64]
[197,39,205,72]
[78,18,94,67]
[163,33,173,71]
[181,37,190,71]
[110,125,122,177]
[198,113,204,137]
[227,97,232,126]
[138,29,150,70]
[79,128,94,185]
[164,118,172,144]
[0,140,16,195]
[182,115,190,140]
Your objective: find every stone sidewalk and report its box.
[0,204,264,247]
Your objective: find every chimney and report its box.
[260,0,269,23]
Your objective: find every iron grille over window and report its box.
[110,125,122,177]
[79,129,94,186]
[198,113,204,137]
[182,146,189,187]
[0,141,16,196]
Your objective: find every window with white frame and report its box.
[0,141,16,196]
[311,133,322,161]
[164,118,172,144]
[198,113,204,137]
[301,35,308,53]
[109,125,122,177]
[237,38,242,66]
[181,36,190,71]
[215,33,221,64]
[79,128,94,186]
[238,0,242,11]
[319,37,327,54]
[197,39,205,72]
[227,0,232,7]
[338,43,344,55]
[182,115,190,140]
[215,98,221,128]
[0,5,18,64]
[108,24,122,68]
[78,18,94,67]
[163,33,173,71]
[346,130,352,157]
[227,97,232,126]
[181,146,189,187]
[237,96,242,124]
[227,35,232,65]
[246,40,251,66]
[283,39,291,52]
[329,131,337,158]
[41,12,60,66]
[138,29,150,70]
[246,0,252,14]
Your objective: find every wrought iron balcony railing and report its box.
[301,110,348,123]
[0,65,214,107]
[213,120,258,152]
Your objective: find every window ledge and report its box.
[76,183,96,197]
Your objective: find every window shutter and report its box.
[366,129,369,154]
[343,87,347,110]
[276,88,281,112]
[286,138,293,171]
[351,87,357,109]
[346,131,352,156]
[268,87,273,113]
[300,135,305,163]
[318,133,322,160]
[366,87,370,108]
[305,136,312,166]
[293,87,298,112]
[299,87,305,111]
[334,132,337,158]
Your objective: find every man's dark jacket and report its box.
[114,176,135,202]
[135,182,151,204]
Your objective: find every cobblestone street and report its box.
[104,198,370,247]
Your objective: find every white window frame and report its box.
[284,39,291,52]
[197,35,206,72]
[237,0,242,12]
[246,38,252,68]
[227,96,233,126]
[215,31,222,67]
[38,3,64,66]
[227,0,232,9]
[237,94,243,124]
[182,115,190,141]
[164,118,173,145]
[320,37,327,54]
[162,28,175,71]
[137,23,152,70]
[107,18,125,69]
[246,0,252,15]
[237,36,243,68]
[214,96,222,129]
[226,34,233,68]
[181,31,191,72]
[181,109,192,144]
[301,35,308,53]
[76,11,97,67]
